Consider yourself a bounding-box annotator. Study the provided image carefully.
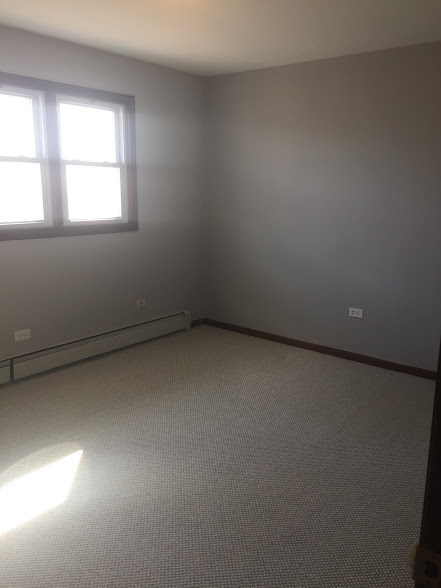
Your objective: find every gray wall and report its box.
[0,25,205,360]
[206,43,441,371]
[1,29,439,371]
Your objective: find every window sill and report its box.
[0,221,138,241]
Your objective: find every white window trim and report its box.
[0,71,137,241]
[0,85,53,230]
[56,95,129,226]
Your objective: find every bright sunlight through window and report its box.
[58,100,124,222]
[0,71,137,239]
[0,450,83,536]
[0,92,37,157]
[0,91,46,225]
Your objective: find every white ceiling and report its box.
[1,0,441,76]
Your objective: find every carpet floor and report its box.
[0,325,435,587]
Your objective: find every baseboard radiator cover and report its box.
[0,361,11,385]
[11,311,191,381]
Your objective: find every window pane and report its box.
[0,93,37,157]
[59,103,117,163]
[65,165,122,221]
[0,162,44,224]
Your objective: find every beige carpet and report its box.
[0,325,434,587]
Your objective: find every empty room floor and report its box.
[0,325,434,587]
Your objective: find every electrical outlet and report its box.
[15,328,31,342]
[135,298,146,309]
[349,308,363,319]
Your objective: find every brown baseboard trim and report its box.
[191,318,207,328]
[201,318,437,381]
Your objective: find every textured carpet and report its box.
[0,325,434,587]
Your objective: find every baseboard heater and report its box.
[8,311,191,382]
[0,361,10,385]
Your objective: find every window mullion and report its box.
[44,91,64,229]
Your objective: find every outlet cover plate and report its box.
[349,308,363,319]
[15,328,31,342]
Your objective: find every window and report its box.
[0,73,137,240]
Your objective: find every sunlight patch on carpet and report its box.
[0,449,83,535]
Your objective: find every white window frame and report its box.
[0,85,53,229]
[0,72,137,241]
[56,95,129,226]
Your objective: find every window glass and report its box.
[0,93,37,158]
[59,102,117,163]
[65,165,122,221]
[0,162,44,223]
